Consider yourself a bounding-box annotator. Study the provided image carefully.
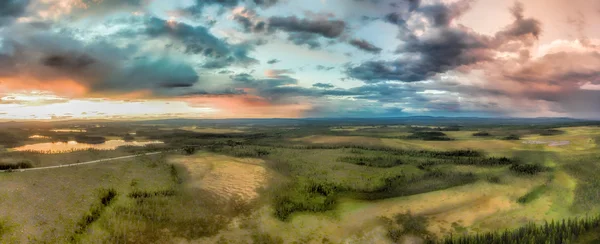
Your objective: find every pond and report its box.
[12,140,164,153]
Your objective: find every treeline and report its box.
[407,131,454,141]
[271,179,339,221]
[438,216,600,244]
[0,161,32,170]
[353,171,478,200]
[339,155,516,168]
[338,155,404,167]
[74,135,106,144]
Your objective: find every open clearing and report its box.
[170,152,269,203]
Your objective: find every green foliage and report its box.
[472,131,491,137]
[272,179,339,221]
[128,189,176,199]
[182,145,196,155]
[0,131,21,147]
[517,185,547,204]
[251,232,284,244]
[538,129,564,136]
[355,171,478,200]
[509,163,546,175]
[408,131,453,141]
[338,155,404,167]
[440,216,600,244]
[502,134,520,140]
[71,188,117,241]
[0,161,32,170]
[0,219,9,239]
[384,211,433,243]
[563,155,600,212]
[74,135,107,144]
[122,134,135,141]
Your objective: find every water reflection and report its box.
[50,129,87,133]
[28,135,51,139]
[13,140,163,153]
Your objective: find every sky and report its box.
[0,0,599,120]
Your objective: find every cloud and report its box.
[0,28,209,98]
[349,39,382,54]
[185,0,280,16]
[267,16,346,39]
[144,16,257,68]
[267,58,279,64]
[347,1,542,83]
[313,83,334,88]
[0,0,30,26]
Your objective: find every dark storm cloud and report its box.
[145,17,257,68]
[494,2,542,44]
[347,1,541,83]
[0,0,30,26]
[268,16,346,39]
[0,30,206,97]
[349,39,382,54]
[416,0,473,27]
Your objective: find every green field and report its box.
[1,121,600,243]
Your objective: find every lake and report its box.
[12,140,164,153]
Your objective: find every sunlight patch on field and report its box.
[292,135,383,146]
[169,153,267,203]
[335,176,548,236]
[178,126,245,134]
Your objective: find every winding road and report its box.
[0,151,164,173]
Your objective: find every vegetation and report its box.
[2,120,600,243]
[439,216,600,244]
[472,131,491,137]
[0,161,32,170]
[272,179,339,221]
[74,135,107,144]
[384,211,433,242]
[509,163,547,175]
[502,134,520,140]
[71,188,117,241]
[408,131,453,141]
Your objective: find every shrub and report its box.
[502,134,520,140]
[440,215,600,244]
[182,146,196,155]
[509,163,546,175]
[472,131,491,137]
[272,180,339,221]
[72,188,117,240]
[0,161,33,170]
[384,211,433,243]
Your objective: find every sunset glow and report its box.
[0,0,599,120]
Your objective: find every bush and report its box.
[182,146,196,155]
[272,180,339,221]
[502,134,520,140]
[0,161,33,170]
[74,135,106,144]
[338,156,404,168]
[472,131,491,137]
[441,215,600,244]
[407,132,453,141]
[509,163,546,175]
[384,211,433,243]
[72,188,117,240]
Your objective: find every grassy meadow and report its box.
[1,120,600,243]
